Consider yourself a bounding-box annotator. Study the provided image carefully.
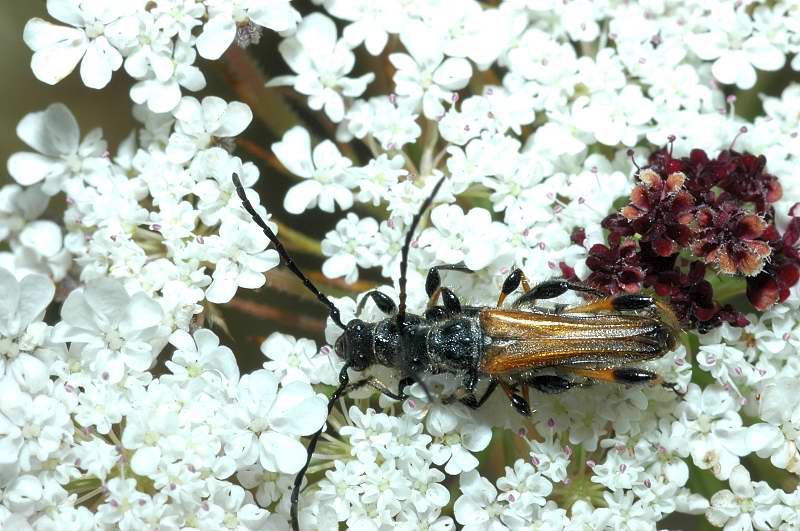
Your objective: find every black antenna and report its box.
[291,364,351,531]
[396,175,448,325]
[232,173,346,329]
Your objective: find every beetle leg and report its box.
[356,290,397,317]
[496,268,532,307]
[513,279,605,308]
[563,293,654,314]
[526,374,586,394]
[500,381,532,416]
[443,380,499,409]
[426,265,472,307]
[345,376,413,401]
[556,366,682,396]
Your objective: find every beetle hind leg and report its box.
[557,366,683,397]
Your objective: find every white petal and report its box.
[296,13,337,55]
[248,4,300,33]
[283,180,322,214]
[165,132,197,164]
[258,432,307,474]
[130,446,160,476]
[433,58,472,90]
[745,36,785,72]
[45,0,85,27]
[0,269,21,328]
[7,152,60,186]
[196,15,235,60]
[206,274,237,304]
[16,273,55,327]
[311,140,345,172]
[11,354,49,394]
[19,220,62,258]
[728,465,754,497]
[272,126,313,178]
[168,329,195,353]
[322,253,356,279]
[23,17,82,51]
[215,102,253,137]
[79,39,117,89]
[16,102,79,157]
[85,278,129,325]
[122,292,163,333]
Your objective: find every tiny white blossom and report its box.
[273,126,355,214]
[706,464,783,530]
[269,13,374,122]
[23,2,138,88]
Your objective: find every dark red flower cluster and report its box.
[585,144,799,331]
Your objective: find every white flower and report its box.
[405,461,449,513]
[360,459,412,516]
[260,332,335,385]
[197,0,301,60]
[129,40,206,113]
[573,86,655,147]
[23,2,138,88]
[688,6,785,90]
[204,217,280,304]
[352,154,407,206]
[327,0,407,55]
[268,13,375,122]
[418,204,509,271]
[428,409,492,475]
[166,328,240,386]
[0,269,54,394]
[273,126,355,214]
[680,384,750,481]
[0,378,72,474]
[453,470,508,531]
[321,213,379,283]
[339,406,396,463]
[232,370,327,475]
[747,378,800,473]
[166,96,253,163]
[390,22,472,119]
[95,478,149,528]
[51,277,169,383]
[0,185,48,243]
[706,465,783,530]
[496,459,552,520]
[7,103,109,195]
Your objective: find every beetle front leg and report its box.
[344,376,414,401]
[496,268,532,307]
[356,290,397,317]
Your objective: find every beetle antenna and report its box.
[397,175,448,325]
[233,173,346,330]
[291,364,351,531]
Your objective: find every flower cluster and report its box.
[588,144,800,331]
[3,0,800,529]
[24,0,299,112]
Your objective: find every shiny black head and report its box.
[334,318,376,371]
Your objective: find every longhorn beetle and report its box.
[232,173,680,531]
